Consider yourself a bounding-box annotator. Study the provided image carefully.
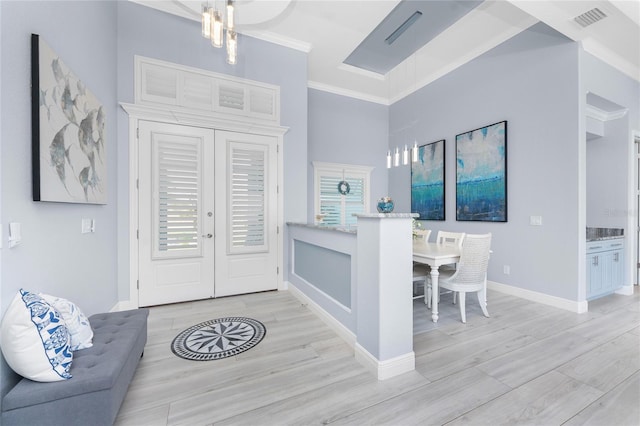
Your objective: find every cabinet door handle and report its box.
[592,256,598,266]
[614,253,619,262]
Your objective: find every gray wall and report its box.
[583,51,640,231]
[116,2,309,300]
[389,23,582,300]
[582,50,640,287]
[307,89,389,222]
[587,118,632,228]
[1,0,118,402]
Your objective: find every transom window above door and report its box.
[313,162,373,226]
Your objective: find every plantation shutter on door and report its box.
[153,139,202,258]
[228,143,268,254]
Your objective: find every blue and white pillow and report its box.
[40,293,93,351]
[0,289,73,382]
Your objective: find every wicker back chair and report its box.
[437,233,492,323]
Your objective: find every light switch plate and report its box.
[530,215,542,226]
[81,218,94,234]
[8,222,21,248]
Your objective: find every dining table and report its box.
[413,241,461,323]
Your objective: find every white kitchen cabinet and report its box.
[586,238,624,300]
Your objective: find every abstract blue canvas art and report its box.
[411,139,445,221]
[456,121,507,222]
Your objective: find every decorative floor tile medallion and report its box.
[171,317,266,361]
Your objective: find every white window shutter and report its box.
[228,143,268,253]
[140,61,178,105]
[319,174,342,225]
[153,139,202,258]
[314,162,371,226]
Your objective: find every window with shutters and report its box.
[313,162,372,226]
[228,142,269,254]
[153,138,202,258]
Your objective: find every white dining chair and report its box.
[436,231,465,248]
[426,231,465,308]
[412,229,431,298]
[428,233,492,323]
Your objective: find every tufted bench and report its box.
[2,308,149,426]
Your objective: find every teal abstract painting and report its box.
[411,139,445,221]
[456,121,507,222]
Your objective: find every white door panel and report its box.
[139,121,215,306]
[214,130,278,296]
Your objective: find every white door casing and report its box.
[122,56,287,309]
[138,121,215,306]
[214,130,279,296]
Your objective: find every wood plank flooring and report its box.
[115,287,640,426]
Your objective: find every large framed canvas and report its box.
[456,121,507,222]
[411,139,445,221]
[31,34,106,204]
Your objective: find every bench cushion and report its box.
[2,308,148,426]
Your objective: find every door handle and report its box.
[202,233,213,238]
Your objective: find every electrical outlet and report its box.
[503,265,510,275]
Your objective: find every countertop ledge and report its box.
[354,213,419,219]
[287,222,357,234]
[587,236,625,242]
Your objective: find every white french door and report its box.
[138,121,215,306]
[138,121,278,306]
[214,130,278,296]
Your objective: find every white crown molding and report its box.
[581,37,640,84]
[308,81,390,106]
[312,161,374,174]
[586,104,628,122]
[120,102,289,137]
[337,63,386,81]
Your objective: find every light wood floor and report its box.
[115,287,640,426]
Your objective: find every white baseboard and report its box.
[488,280,588,314]
[615,285,634,296]
[288,282,414,380]
[110,300,138,312]
[354,343,415,380]
[286,282,356,348]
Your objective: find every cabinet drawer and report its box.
[587,238,624,253]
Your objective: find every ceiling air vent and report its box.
[385,11,423,45]
[574,8,607,28]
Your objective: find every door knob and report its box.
[202,233,213,238]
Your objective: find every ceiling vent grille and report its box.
[574,8,607,28]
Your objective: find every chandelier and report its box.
[387,142,419,168]
[201,1,237,65]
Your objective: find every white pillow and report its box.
[0,289,73,382]
[40,293,93,351]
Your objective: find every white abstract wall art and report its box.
[31,34,106,204]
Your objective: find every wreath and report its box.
[337,180,350,195]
